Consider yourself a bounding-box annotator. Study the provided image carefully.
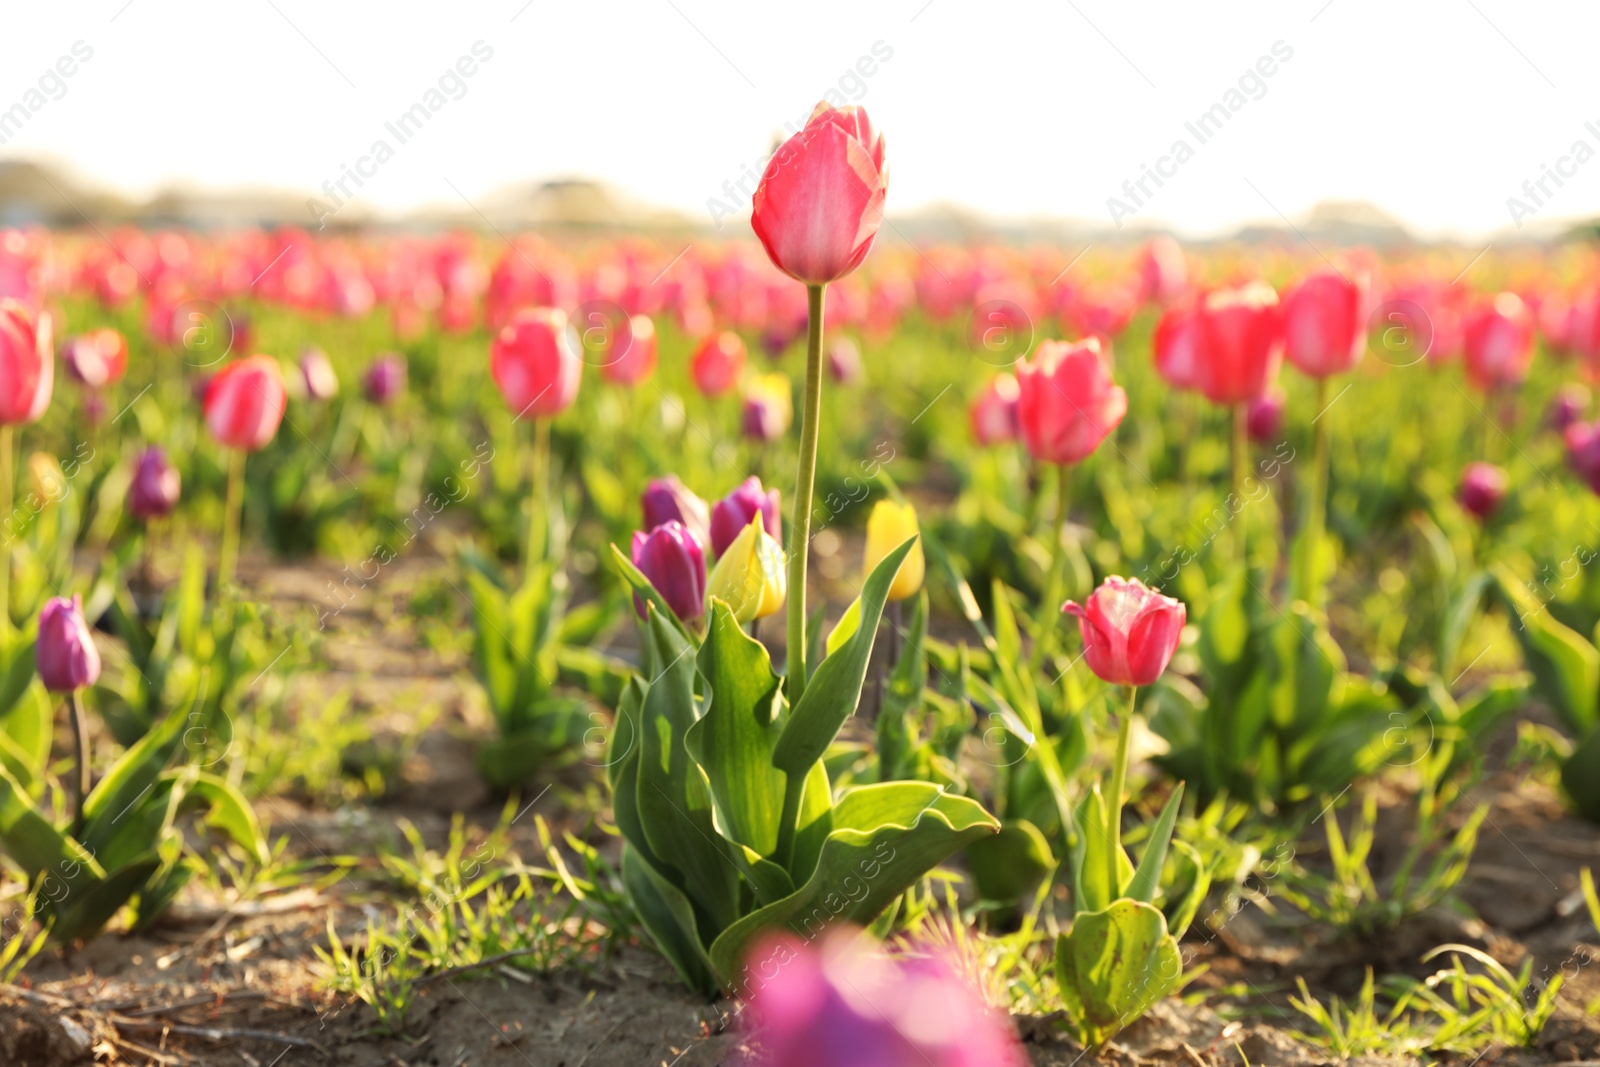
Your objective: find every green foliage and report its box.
[609,538,1000,995]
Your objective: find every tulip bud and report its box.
[1464,293,1534,391]
[864,500,925,601]
[706,515,786,623]
[36,595,101,692]
[631,521,706,622]
[1016,338,1127,465]
[825,337,862,383]
[490,307,582,418]
[1064,576,1185,687]
[129,446,181,520]
[1245,385,1286,442]
[62,328,128,390]
[642,475,710,549]
[1549,383,1591,433]
[741,374,792,442]
[1281,269,1367,379]
[1458,462,1508,521]
[969,373,1020,446]
[0,300,52,426]
[203,354,287,451]
[362,351,407,405]
[710,476,781,558]
[1152,303,1201,393]
[298,346,340,401]
[1194,281,1283,406]
[690,331,747,397]
[751,102,888,285]
[600,313,658,386]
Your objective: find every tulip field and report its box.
[0,103,1599,1067]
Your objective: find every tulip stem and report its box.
[526,417,552,574]
[69,690,91,837]
[1106,685,1136,898]
[1231,402,1248,566]
[1029,463,1072,674]
[786,284,826,704]
[218,449,246,591]
[1303,376,1330,610]
[0,424,10,641]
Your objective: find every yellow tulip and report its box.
[707,515,787,623]
[864,499,924,601]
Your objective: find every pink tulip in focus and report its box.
[490,307,581,417]
[736,929,1025,1067]
[203,355,286,452]
[1464,293,1534,391]
[969,373,1020,446]
[690,331,747,397]
[631,521,706,622]
[751,103,888,285]
[0,300,52,425]
[641,475,710,550]
[1015,338,1127,465]
[1063,576,1186,688]
[1281,269,1367,379]
[710,476,781,557]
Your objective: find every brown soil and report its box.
[3,553,1598,1066]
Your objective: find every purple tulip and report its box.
[631,521,706,621]
[1245,385,1285,443]
[36,595,102,693]
[1566,421,1600,493]
[363,352,406,405]
[299,346,340,401]
[742,394,786,443]
[737,929,1025,1067]
[826,337,862,384]
[641,475,710,550]
[710,476,781,558]
[1549,382,1590,433]
[1458,461,1508,521]
[129,446,181,520]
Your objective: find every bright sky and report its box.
[2,0,1598,240]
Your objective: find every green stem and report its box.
[69,690,91,838]
[0,424,11,641]
[785,283,825,704]
[1232,402,1248,567]
[1029,463,1072,674]
[1305,376,1330,611]
[525,417,551,573]
[218,448,246,590]
[1106,685,1136,897]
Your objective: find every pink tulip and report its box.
[129,446,180,520]
[1015,338,1127,465]
[631,521,706,622]
[825,336,862,383]
[751,103,888,285]
[1136,235,1188,306]
[601,313,658,386]
[0,300,52,425]
[737,929,1024,1067]
[1245,385,1286,442]
[1152,302,1202,392]
[1464,292,1534,390]
[1194,282,1283,405]
[642,475,710,550]
[1063,576,1186,687]
[690,331,747,397]
[710,476,781,557]
[203,355,287,452]
[1282,269,1367,379]
[362,352,406,405]
[969,373,1020,446]
[1457,462,1507,521]
[1549,382,1590,433]
[490,307,581,418]
[36,595,101,693]
[62,328,128,390]
[298,346,340,401]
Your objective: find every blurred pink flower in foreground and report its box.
[737,929,1024,1067]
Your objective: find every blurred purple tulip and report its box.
[1548,382,1590,433]
[737,929,1024,1067]
[1245,385,1285,443]
[631,520,706,621]
[363,352,406,405]
[36,595,101,692]
[641,475,710,549]
[826,337,862,383]
[710,476,781,558]
[1458,461,1507,521]
[129,446,181,520]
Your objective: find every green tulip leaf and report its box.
[622,845,718,997]
[1054,899,1184,1047]
[1493,564,1599,734]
